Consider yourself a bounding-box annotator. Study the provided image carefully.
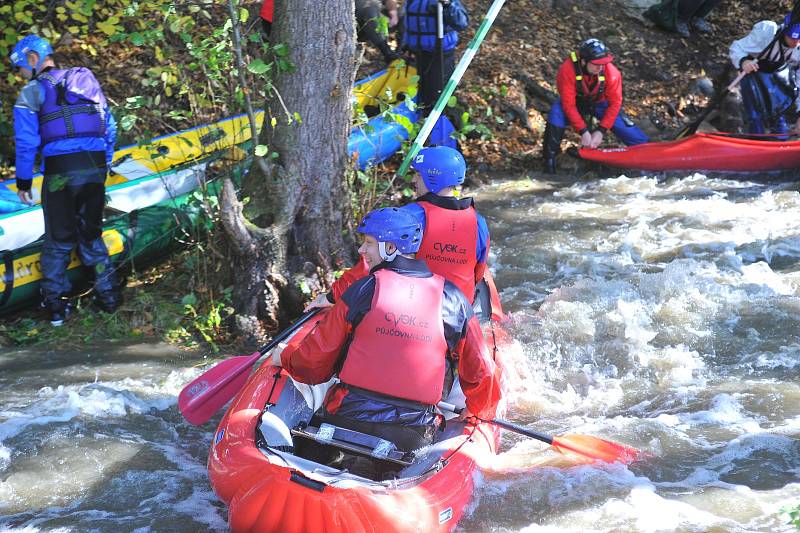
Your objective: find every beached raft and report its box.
[577,132,800,173]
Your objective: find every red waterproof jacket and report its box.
[556,54,623,132]
[281,257,501,419]
[260,0,273,22]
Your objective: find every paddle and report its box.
[179,309,321,425]
[437,401,642,465]
[675,70,748,140]
[396,0,507,177]
[436,1,445,105]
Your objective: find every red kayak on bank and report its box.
[578,132,800,173]
[208,275,513,532]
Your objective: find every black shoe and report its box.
[93,292,120,314]
[690,17,711,33]
[379,43,401,64]
[541,122,564,174]
[675,20,690,38]
[383,50,402,64]
[48,299,72,327]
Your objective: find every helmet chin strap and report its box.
[378,241,398,262]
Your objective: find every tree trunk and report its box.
[220,0,358,343]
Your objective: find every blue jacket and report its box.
[402,0,469,53]
[13,68,117,190]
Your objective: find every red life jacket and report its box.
[339,269,448,405]
[570,51,606,106]
[260,0,273,22]
[416,200,479,303]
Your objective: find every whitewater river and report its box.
[2,173,800,532]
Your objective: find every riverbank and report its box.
[1,0,794,349]
[0,245,236,351]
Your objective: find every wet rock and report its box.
[655,70,673,82]
[649,114,666,131]
[639,116,663,138]
[516,73,558,115]
[713,92,745,132]
[691,77,715,97]
[666,102,678,117]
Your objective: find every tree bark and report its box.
[220,0,358,343]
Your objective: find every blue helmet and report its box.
[357,206,422,257]
[9,35,53,73]
[411,146,466,194]
[784,13,800,39]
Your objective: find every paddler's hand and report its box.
[16,188,33,205]
[741,59,759,74]
[580,130,593,147]
[271,342,288,366]
[388,8,399,27]
[590,130,604,149]
[456,407,477,423]
[304,293,333,312]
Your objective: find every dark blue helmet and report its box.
[357,206,422,255]
[784,13,800,39]
[579,38,613,65]
[411,146,466,193]
[10,35,53,73]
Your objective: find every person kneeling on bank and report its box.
[541,38,649,174]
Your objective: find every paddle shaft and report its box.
[676,70,747,139]
[213,309,319,387]
[396,0,507,177]
[437,401,554,445]
[437,2,444,93]
[180,309,321,416]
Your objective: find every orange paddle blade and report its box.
[552,434,642,465]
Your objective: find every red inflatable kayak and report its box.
[578,133,800,172]
[208,275,512,532]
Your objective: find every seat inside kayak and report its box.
[256,375,471,487]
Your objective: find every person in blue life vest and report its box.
[307,146,490,309]
[730,13,800,136]
[542,38,649,174]
[275,207,501,454]
[10,35,119,326]
[401,0,468,114]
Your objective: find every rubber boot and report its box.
[542,122,564,174]
[378,42,401,64]
[41,292,72,327]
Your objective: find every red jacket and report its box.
[555,55,623,132]
[282,258,501,419]
[260,0,273,22]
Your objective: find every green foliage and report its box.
[0,0,286,161]
[180,294,233,352]
[456,108,494,141]
[782,502,800,529]
[0,290,185,348]
[375,15,390,38]
[0,318,40,345]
